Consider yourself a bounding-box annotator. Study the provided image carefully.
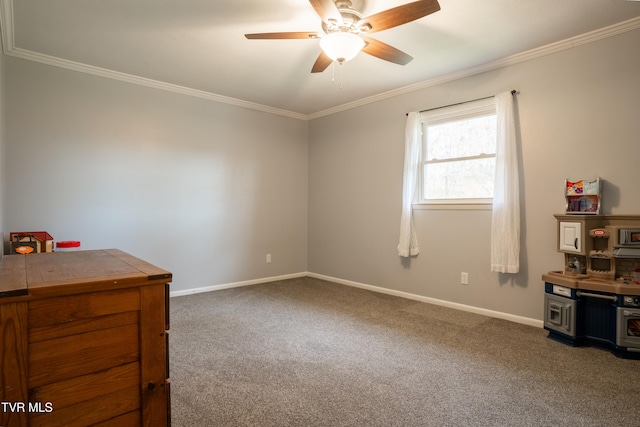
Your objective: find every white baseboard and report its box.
[307,272,544,329]
[169,272,308,297]
[170,270,543,328]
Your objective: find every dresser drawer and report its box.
[29,323,140,388]
[28,288,140,329]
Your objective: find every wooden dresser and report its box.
[0,249,172,426]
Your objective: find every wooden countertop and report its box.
[0,254,28,298]
[0,249,172,301]
[543,271,640,296]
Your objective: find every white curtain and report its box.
[398,112,421,257]
[491,91,520,273]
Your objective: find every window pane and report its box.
[426,115,497,161]
[423,158,495,199]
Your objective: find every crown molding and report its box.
[5,47,309,121]
[0,0,14,55]
[1,0,638,122]
[0,0,307,121]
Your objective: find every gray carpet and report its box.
[169,277,640,426]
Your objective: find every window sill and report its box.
[413,202,493,211]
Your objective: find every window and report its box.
[418,98,497,206]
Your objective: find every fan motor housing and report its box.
[322,8,368,34]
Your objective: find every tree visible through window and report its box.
[419,98,497,204]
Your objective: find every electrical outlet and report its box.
[461,272,469,285]
[266,254,272,263]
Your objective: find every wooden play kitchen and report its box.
[543,180,640,357]
[0,249,172,426]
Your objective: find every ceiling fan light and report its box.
[319,32,365,63]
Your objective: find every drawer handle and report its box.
[576,291,617,302]
[574,238,578,250]
[147,382,156,391]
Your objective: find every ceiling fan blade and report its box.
[245,32,321,39]
[359,0,440,34]
[362,37,413,65]
[309,0,343,25]
[311,51,333,73]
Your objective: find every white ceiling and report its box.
[2,0,640,119]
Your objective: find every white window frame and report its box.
[415,97,497,210]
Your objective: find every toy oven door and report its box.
[616,307,640,351]
[545,294,576,337]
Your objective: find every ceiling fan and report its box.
[245,0,441,73]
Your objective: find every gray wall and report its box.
[308,28,640,321]
[4,57,308,292]
[3,27,639,322]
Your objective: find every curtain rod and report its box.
[407,89,518,116]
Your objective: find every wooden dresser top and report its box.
[0,249,172,301]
